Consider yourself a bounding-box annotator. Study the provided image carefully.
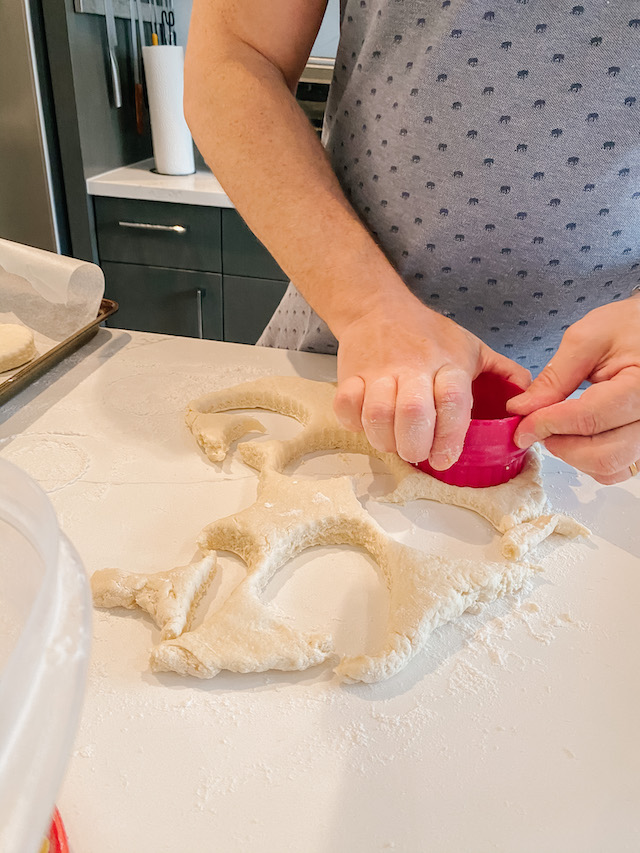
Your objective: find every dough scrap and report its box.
[151,583,335,677]
[95,375,589,685]
[186,376,368,473]
[0,323,36,373]
[151,470,540,682]
[91,555,216,640]
[185,411,266,462]
[501,514,591,561]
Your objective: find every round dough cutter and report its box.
[414,372,527,488]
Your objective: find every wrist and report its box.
[319,251,428,339]
[330,285,426,340]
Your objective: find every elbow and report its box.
[183,41,218,139]
[183,83,211,148]
[183,98,199,141]
[183,58,201,136]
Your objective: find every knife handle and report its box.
[109,49,122,109]
[134,82,144,134]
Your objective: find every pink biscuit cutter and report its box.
[414,372,527,488]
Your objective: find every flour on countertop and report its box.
[0,434,89,493]
[104,367,275,418]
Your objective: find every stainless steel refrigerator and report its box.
[0,0,69,253]
[1,0,154,262]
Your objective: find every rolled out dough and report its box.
[0,323,36,373]
[92,375,590,684]
[150,469,541,683]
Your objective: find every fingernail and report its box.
[429,450,458,470]
[515,432,538,450]
[507,392,527,409]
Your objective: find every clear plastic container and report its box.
[0,458,91,853]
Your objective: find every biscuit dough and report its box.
[185,376,589,560]
[0,323,36,373]
[149,469,540,683]
[185,411,266,462]
[91,555,216,641]
[92,375,589,684]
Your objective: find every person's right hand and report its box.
[333,290,531,467]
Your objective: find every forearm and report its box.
[184,40,417,339]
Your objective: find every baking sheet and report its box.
[0,299,118,404]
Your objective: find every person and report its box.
[184,0,640,484]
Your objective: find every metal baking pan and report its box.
[0,298,119,405]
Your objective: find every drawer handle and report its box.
[118,221,188,234]
[196,288,204,339]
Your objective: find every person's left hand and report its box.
[507,295,640,484]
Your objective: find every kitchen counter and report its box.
[1,329,639,852]
[87,159,233,208]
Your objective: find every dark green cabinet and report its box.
[102,262,222,339]
[223,275,288,344]
[95,196,288,343]
[95,197,222,272]
[221,209,287,281]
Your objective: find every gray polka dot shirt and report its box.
[258,0,640,373]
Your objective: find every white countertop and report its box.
[1,329,639,852]
[86,159,234,207]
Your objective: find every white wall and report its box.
[174,0,340,59]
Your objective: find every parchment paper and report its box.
[0,239,105,383]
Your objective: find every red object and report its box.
[414,372,527,488]
[48,808,69,853]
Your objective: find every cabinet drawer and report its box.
[223,274,287,345]
[95,197,221,272]
[103,262,222,340]
[222,209,287,281]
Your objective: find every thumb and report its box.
[480,347,532,393]
[507,331,600,416]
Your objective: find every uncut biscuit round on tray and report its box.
[0,323,37,372]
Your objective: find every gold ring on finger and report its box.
[630,461,639,478]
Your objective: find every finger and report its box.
[394,373,435,464]
[543,420,640,483]
[514,368,640,449]
[428,367,473,470]
[333,375,365,432]
[481,347,532,394]
[361,375,398,453]
[583,467,639,486]
[507,327,601,416]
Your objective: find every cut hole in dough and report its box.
[261,544,390,658]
